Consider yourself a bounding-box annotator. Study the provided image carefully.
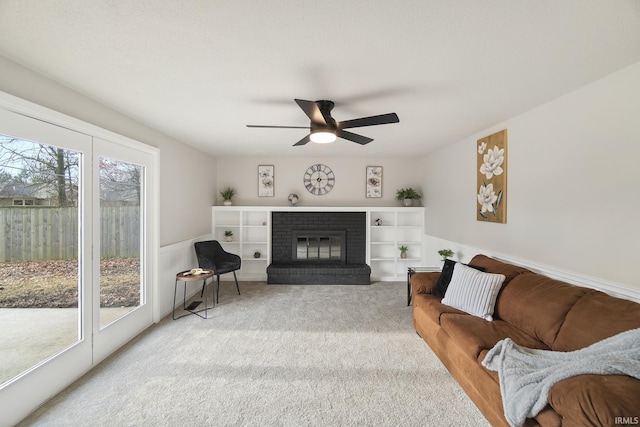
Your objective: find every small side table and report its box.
[407,266,441,306]
[173,269,215,320]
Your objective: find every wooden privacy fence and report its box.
[0,206,140,262]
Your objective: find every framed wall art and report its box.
[258,165,274,197]
[366,166,383,198]
[477,129,507,223]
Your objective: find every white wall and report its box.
[0,55,217,246]
[420,61,640,291]
[216,157,422,207]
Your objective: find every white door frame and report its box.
[91,138,156,364]
[0,92,159,426]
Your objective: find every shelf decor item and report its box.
[366,166,382,198]
[438,249,454,261]
[395,188,422,207]
[224,230,233,242]
[399,245,408,259]
[477,129,507,223]
[253,250,261,258]
[258,165,274,197]
[220,187,236,206]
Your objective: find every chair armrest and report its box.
[219,249,241,263]
[218,251,242,269]
[230,252,241,267]
[411,272,441,295]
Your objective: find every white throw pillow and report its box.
[441,263,506,321]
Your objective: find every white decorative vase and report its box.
[403,198,413,207]
[225,236,233,242]
[400,251,407,259]
[223,200,232,206]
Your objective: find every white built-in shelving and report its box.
[212,206,425,281]
[368,207,424,280]
[212,207,269,280]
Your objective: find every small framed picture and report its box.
[366,166,382,198]
[258,165,274,197]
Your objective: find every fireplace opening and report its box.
[292,230,346,263]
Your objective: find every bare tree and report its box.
[0,136,78,206]
[99,157,141,206]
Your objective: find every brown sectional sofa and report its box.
[410,254,640,427]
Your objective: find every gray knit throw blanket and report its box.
[482,327,640,427]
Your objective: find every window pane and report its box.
[0,135,80,386]
[99,157,142,327]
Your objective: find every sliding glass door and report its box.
[0,102,157,425]
[92,139,154,363]
[0,134,83,385]
[0,106,93,422]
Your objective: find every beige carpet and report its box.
[20,281,489,427]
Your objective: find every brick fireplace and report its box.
[267,211,371,284]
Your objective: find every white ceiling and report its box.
[1,1,639,158]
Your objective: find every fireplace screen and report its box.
[293,231,346,263]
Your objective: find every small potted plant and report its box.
[395,188,422,207]
[438,249,454,261]
[399,245,409,259]
[224,230,234,242]
[219,187,236,206]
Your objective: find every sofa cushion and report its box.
[548,374,640,427]
[468,254,532,285]
[553,290,640,351]
[412,293,467,326]
[432,259,456,298]
[494,273,588,348]
[432,259,486,298]
[442,313,550,360]
[533,406,563,427]
[410,271,440,295]
[441,263,506,321]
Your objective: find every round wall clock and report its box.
[303,163,335,196]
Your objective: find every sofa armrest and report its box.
[548,374,640,427]
[410,272,441,295]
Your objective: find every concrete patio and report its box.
[0,307,130,385]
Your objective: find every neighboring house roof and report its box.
[0,182,49,199]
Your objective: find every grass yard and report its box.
[0,258,140,308]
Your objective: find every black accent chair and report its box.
[194,240,241,303]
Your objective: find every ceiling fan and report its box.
[246,99,399,146]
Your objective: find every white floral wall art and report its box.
[477,130,507,223]
[366,166,383,198]
[258,165,274,197]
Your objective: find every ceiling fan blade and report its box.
[295,99,328,124]
[336,129,373,145]
[338,113,399,129]
[293,134,311,146]
[246,125,309,129]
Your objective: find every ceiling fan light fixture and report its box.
[310,130,336,144]
[247,98,398,146]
